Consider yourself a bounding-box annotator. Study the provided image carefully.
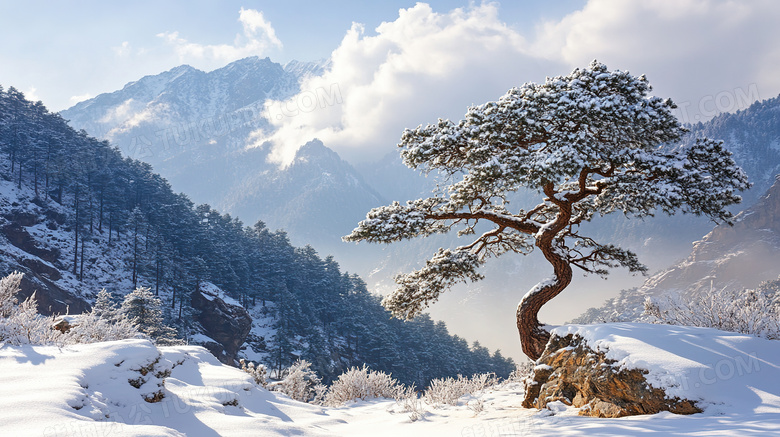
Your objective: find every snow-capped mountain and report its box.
[221,139,385,254]
[61,57,300,162]
[60,57,386,254]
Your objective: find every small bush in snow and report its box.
[240,359,268,387]
[423,373,497,406]
[643,281,780,339]
[269,359,321,402]
[63,311,141,344]
[0,272,23,317]
[394,384,425,421]
[0,272,142,346]
[0,272,60,345]
[505,362,534,384]
[324,365,406,407]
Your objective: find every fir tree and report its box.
[120,287,179,345]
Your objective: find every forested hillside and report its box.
[0,85,514,385]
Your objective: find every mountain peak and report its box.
[283,59,329,80]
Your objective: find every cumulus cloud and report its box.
[531,0,780,123]
[253,3,560,166]
[158,8,282,68]
[255,1,780,167]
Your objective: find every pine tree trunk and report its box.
[98,189,103,232]
[516,245,572,360]
[516,183,574,360]
[80,237,85,280]
[73,200,79,276]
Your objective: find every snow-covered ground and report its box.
[2,323,779,436]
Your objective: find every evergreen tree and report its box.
[92,289,116,320]
[120,287,179,345]
[344,61,751,360]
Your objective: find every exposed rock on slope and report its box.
[191,285,252,364]
[523,332,701,418]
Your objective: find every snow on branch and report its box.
[567,237,647,277]
[383,249,484,320]
[595,139,750,222]
[343,198,448,244]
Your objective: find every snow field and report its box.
[1,323,779,436]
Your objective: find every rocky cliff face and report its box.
[191,287,252,365]
[523,332,701,418]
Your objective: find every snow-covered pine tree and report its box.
[344,61,751,360]
[120,287,180,345]
[91,289,116,320]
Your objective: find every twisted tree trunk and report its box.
[516,246,573,360]
[517,183,574,360]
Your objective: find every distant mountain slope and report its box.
[1,85,514,383]
[222,139,385,251]
[60,57,386,255]
[683,95,780,206]
[574,174,780,323]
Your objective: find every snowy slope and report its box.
[2,324,779,436]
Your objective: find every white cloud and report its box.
[255,1,780,167]
[254,3,560,166]
[69,93,94,105]
[531,0,780,123]
[112,41,132,57]
[25,87,40,102]
[158,8,282,68]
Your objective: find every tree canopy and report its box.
[345,61,750,360]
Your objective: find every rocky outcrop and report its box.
[18,273,89,316]
[191,288,252,365]
[523,333,701,418]
[2,223,60,264]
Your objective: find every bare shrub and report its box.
[324,365,406,407]
[268,360,321,402]
[240,359,268,387]
[643,281,780,339]
[423,373,497,406]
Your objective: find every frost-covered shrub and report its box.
[644,282,780,339]
[0,272,142,346]
[423,373,497,406]
[393,384,424,421]
[505,362,534,384]
[0,272,60,345]
[1,293,60,345]
[63,312,141,344]
[0,272,23,317]
[324,365,406,406]
[62,288,142,344]
[240,359,268,387]
[269,360,321,402]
